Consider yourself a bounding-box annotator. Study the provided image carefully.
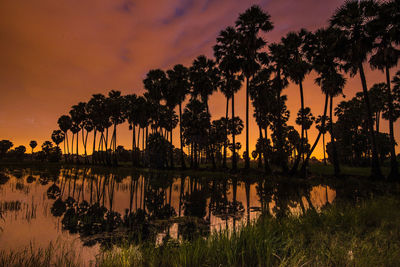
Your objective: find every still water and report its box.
[0,166,336,264]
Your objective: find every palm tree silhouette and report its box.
[57,115,72,161]
[214,26,243,170]
[125,94,139,165]
[29,140,37,159]
[69,102,86,164]
[107,90,125,165]
[281,30,312,174]
[166,64,190,169]
[51,130,65,148]
[87,94,106,164]
[236,5,274,169]
[250,67,275,173]
[302,28,346,177]
[269,42,290,173]
[330,0,383,179]
[368,0,400,179]
[189,55,219,114]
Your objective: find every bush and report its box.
[146,133,172,169]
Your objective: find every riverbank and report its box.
[0,159,393,179]
[1,195,399,267]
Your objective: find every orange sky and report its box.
[0,0,397,159]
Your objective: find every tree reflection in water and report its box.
[0,166,342,250]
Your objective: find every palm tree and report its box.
[330,0,383,179]
[144,69,167,136]
[268,42,290,173]
[368,0,400,179]
[107,90,125,165]
[87,94,106,164]
[51,130,65,148]
[57,115,72,160]
[189,55,220,166]
[281,30,312,173]
[69,102,86,164]
[125,94,139,165]
[29,140,37,159]
[235,5,274,169]
[214,26,244,170]
[189,55,219,114]
[166,64,190,169]
[302,28,346,177]
[82,119,93,163]
[315,115,329,165]
[181,99,211,168]
[250,67,274,173]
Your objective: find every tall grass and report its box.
[99,196,400,267]
[2,196,399,266]
[0,240,83,267]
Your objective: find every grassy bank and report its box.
[2,196,399,266]
[0,159,393,179]
[98,196,400,267]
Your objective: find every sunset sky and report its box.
[0,0,396,158]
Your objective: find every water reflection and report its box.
[0,166,339,262]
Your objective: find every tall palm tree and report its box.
[214,26,244,170]
[330,0,383,179]
[302,28,346,177]
[69,102,86,163]
[107,90,125,165]
[236,5,274,169]
[189,55,220,166]
[87,94,107,164]
[143,69,167,133]
[268,42,290,173]
[189,55,219,114]
[250,67,274,173]
[166,64,190,169]
[281,30,312,174]
[57,115,72,160]
[125,94,139,165]
[368,0,400,179]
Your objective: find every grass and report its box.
[98,196,400,267]
[0,239,83,267]
[1,196,399,266]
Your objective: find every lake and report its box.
[0,166,336,265]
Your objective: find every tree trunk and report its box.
[330,96,340,177]
[289,82,305,175]
[263,128,271,173]
[359,63,383,179]
[170,127,174,169]
[179,103,186,169]
[232,90,237,171]
[132,124,136,166]
[323,133,326,165]
[223,97,229,168]
[92,129,97,164]
[385,65,399,180]
[245,76,250,169]
[301,94,329,176]
[276,69,288,173]
[258,125,263,168]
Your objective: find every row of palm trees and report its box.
[54,0,400,179]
